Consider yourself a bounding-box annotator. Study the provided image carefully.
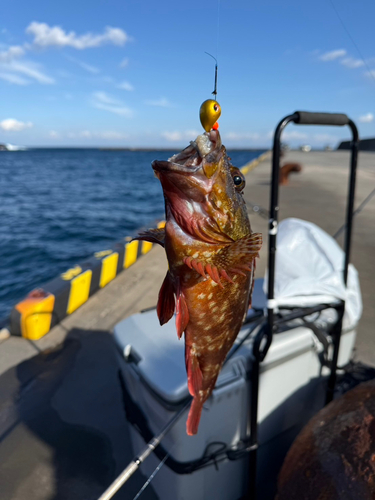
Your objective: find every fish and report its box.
[136,129,262,435]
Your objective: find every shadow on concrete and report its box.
[0,328,158,500]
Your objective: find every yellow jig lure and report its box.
[199,52,221,132]
[199,99,221,132]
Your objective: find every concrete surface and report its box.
[0,149,374,500]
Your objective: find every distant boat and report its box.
[300,144,311,152]
[0,143,27,151]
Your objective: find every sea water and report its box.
[0,148,266,319]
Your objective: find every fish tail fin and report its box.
[186,397,204,436]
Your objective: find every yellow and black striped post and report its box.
[9,224,163,340]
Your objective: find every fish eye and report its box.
[231,170,246,191]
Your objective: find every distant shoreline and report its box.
[15,147,270,152]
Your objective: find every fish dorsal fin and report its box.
[134,227,165,247]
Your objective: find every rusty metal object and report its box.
[279,163,302,185]
[277,379,375,500]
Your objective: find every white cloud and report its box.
[91,91,133,117]
[340,57,364,69]
[0,118,33,131]
[65,55,100,74]
[0,56,54,85]
[0,45,25,62]
[145,97,172,107]
[319,49,347,61]
[185,130,200,137]
[358,113,374,123]
[0,45,53,85]
[65,130,128,140]
[0,72,29,85]
[26,22,129,49]
[98,131,128,140]
[282,130,308,141]
[92,91,121,105]
[225,132,261,141]
[119,58,129,68]
[161,130,200,142]
[312,133,339,143]
[117,80,134,91]
[49,130,60,138]
[365,70,375,79]
[94,103,133,117]
[9,60,54,84]
[162,131,182,142]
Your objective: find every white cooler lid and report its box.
[114,310,190,404]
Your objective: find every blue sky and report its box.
[0,0,374,148]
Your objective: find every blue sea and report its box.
[0,148,266,320]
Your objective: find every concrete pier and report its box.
[0,150,374,500]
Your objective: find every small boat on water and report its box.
[0,143,27,151]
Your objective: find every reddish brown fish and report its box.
[136,130,262,435]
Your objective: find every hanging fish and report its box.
[136,129,262,435]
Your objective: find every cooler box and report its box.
[113,279,356,500]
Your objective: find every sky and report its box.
[0,0,374,149]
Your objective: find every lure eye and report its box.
[213,104,219,112]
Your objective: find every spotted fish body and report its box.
[136,130,262,435]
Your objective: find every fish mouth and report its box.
[152,129,222,175]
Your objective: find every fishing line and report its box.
[132,452,170,500]
[328,0,375,86]
[333,186,375,239]
[204,0,221,100]
[131,423,188,500]
[216,0,221,66]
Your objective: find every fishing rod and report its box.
[97,399,191,500]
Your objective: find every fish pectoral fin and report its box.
[185,345,203,397]
[175,284,189,339]
[215,232,262,277]
[157,272,175,326]
[133,227,165,247]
